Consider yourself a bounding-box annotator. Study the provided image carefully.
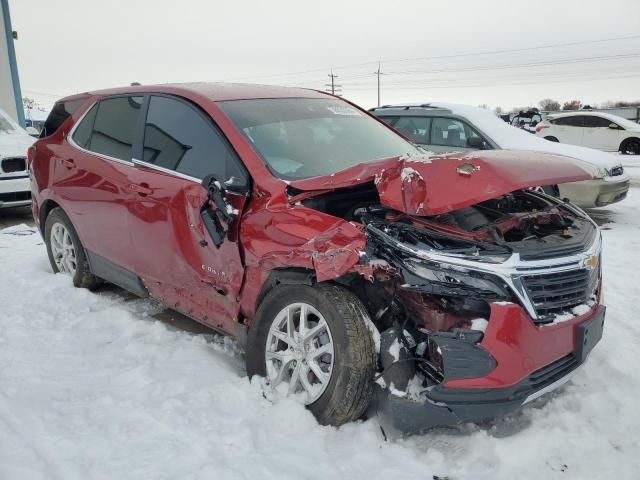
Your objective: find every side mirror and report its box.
[467,136,485,149]
[608,123,619,130]
[200,174,239,248]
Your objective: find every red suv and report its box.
[30,83,605,435]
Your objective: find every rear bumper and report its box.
[0,176,31,208]
[369,304,605,435]
[558,176,630,208]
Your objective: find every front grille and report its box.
[1,157,26,173]
[0,191,31,203]
[522,268,597,321]
[610,166,624,177]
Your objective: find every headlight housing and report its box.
[402,258,511,300]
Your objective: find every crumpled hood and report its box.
[289,150,593,216]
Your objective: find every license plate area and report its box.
[575,305,605,362]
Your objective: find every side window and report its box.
[41,99,86,137]
[71,104,98,148]
[584,116,613,128]
[553,116,584,127]
[430,118,479,148]
[393,117,431,144]
[142,95,244,181]
[86,96,144,161]
[377,116,398,126]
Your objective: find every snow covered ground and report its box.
[2,180,640,479]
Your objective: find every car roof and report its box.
[548,111,619,120]
[61,82,329,103]
[369,103,452,115]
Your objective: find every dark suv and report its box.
[30,83,604,434]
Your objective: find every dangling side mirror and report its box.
[200,175,239,248]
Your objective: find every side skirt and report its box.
[85,250,149,298]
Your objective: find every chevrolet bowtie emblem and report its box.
[583,255,599,270]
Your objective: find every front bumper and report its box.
[0,175,31,208]
[369,304,605,435]
[558,175,630,208]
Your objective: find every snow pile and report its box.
[2,181,640,478]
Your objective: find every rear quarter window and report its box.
[40,99,86,137]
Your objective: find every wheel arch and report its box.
[39,199,61,234]
[619,136,640,153]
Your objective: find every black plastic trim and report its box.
[85,250,149,298]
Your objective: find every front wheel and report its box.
[246,283,377,426]
[620,138,640,155]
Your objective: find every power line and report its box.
[218,34,640,82]
[342,71,640,91]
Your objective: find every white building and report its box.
[0,0,24,127]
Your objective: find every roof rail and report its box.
[369,104,445,112]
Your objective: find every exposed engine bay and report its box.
[301,182,600,398]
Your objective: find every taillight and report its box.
[535,124,549,133]
[27,145,36,170]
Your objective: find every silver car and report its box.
[371,102,630,208]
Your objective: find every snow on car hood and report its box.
[289,150,593,216]
[428,102,624,172]
[0,131,35,158]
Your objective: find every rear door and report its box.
[126,94,249,332]
[550,115,585,145]
[388,116,431,145]
[61,95,144,270]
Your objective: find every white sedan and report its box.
[535,111,640,155]
[0,109,35,209]
[371,102,630,208]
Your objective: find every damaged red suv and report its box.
[30,83,605,434]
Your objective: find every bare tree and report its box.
[539,98,561,111]
[478,103,490,109]
[562,100,582,111]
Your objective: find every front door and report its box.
[126,94,249,332]
[582,116,622,151]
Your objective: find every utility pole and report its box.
[325,70,342,96]
[373,61,384,107]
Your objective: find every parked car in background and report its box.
[510,108,543,134]
[31,83,605,435]
[0,108,35,209]
[371,103,630,208]
[535,111,640,155]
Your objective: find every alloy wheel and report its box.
[265,302,335,404]
[50,222,77,275]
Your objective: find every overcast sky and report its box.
[9,0,640,112]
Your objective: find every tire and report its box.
[246,283,377,426]
[44,207,100,289]
[620,137,640,155]
[544,136,559,142]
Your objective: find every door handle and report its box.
[61,158,75,169]
[128,183,153,196]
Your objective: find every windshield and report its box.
[219,98,418,179]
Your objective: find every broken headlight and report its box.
[402,258,511,300]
